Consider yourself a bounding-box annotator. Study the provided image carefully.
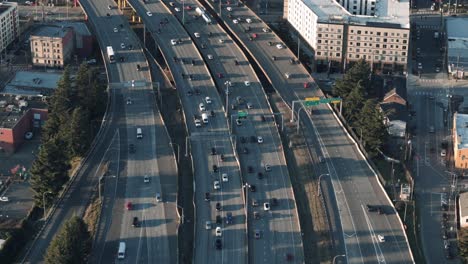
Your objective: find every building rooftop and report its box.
[0,2,17,16]
[455,112,468,150]
[0,95,47,129]
[302,0,410,29]
[380,102,408,122]
[31,26,73,39]
[60,22,91,36]
[460,192,468,217]
[2,71,62,97]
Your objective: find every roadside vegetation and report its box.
[30,64,106,207]
[459,228,468,263]
[331,59,388,156]
[44,216,91,264]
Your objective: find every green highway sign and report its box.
[304,101,320,106]
[238,111,247,118]
[305,97,320,101]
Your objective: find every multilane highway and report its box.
[203,1,415,263]
[127,0,248,262]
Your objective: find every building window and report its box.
[377,32,381,36]
[402,52,406,56]
[356,54,360,58]
[403,40,407,44]
[318,33,322,37]
[376,44,380,48]
[402,46,407,50]
[384,32,388,36]
[318,40,321,43]
[317,52,321,55]
[383,38,387,42]
[351,30,354,33]
[336,53,340,57]
[403,33,408,38]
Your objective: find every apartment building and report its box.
[453,112,468,169]
[30,26,75,68]
[0,2,19,55]
[285,0,410,73]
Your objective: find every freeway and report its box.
[163,1,304,262]
[202,1,415,263]
[126,0,247,262]
[80,1,179,264]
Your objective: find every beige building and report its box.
[453,112,468,169]
[0,2,19,55]
[284,0,410,73]
[459,192,468,228]
[30,26,75,68]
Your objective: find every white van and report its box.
[202,113,209,124]
[136,128,143,139]
[118,242,126,259]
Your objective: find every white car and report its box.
[113,27,118,33]
[227,6,233,11]
[222,173,228,182]
[441,149,447,157]
[156,193,162,202]
[195,119,202,127]
[25,1,32,5]
[218,39,225,44]
[126,98,132,105]
[205,97,212,104]
[146,11,153,16]
[213,180,220,190]
[205,220,212,230]
[199,103,206,111]
[417,62,423,70]
[144,175,150,183]
[257,136,263,143]
[378,234,385,243]
[263,202,270,211]
[194,32,200,38]
[170,39,177,46]
[0,196,9,202]
[244,81,250,86]
[216,226,222,237]
[207,54,214,60]
[233,19,239,24]
[262,27,270,33]
[276,43,284,49]
[175,7,181,12]
[24,132,33,140]
[246,18,252,23]
[264,164,271,172]
[120,43,126,49]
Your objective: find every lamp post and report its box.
[170,142,180,164]
[332,254,346,264]
[224,81,231,117]
[317,173,330,196]
[42,191,53,219]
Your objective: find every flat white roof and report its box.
[460,192,468,217]
[456,113,468,150]
[302,0,410,29]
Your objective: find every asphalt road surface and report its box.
[203,1,414,263]
[79,1,178,264]
[127,0,248,262]
[165,1,304,262]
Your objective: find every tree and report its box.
[333,59,371,98]
[67,107,91,157]
[342,81,365,124]
[44,216,91,264]
[356,99,388,157]
[30,136,70,207]
[75,63,92,110]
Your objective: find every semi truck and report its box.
[106,46,115,63]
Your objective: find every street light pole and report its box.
[332,254,346,264]
[224,81,230,118]
[182,0,185,25]
[185,136,190,157]
[42,191,53,219]
[317,173,330,196]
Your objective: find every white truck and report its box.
[434,32,439,39]
[202,113,209,123]
[195,7,211,24]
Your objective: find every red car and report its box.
[126,202,132,210]
[217,73,224,78]
[184,5,192,10]
[303,82,310,88]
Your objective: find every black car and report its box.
[272,55,277,61]
[247,166,253,173]
[211,147,217,155]
[195,88,201,95]
[271,198,278,206]
[261,115,266,122]
[216,215,222,224]
[243,147,249,154]
[189,74,194,81]
[290,58,295,64]
[249,185,256,192]
[205,192,210,201]
[216,202,222,211]
[213,165,218,173]
[187,90,193,96]
[226,212,233,224]
[208,32,213,37]
[210,110,215,117]
[119,56,124,62]
[173,56,178,62]
[234,60,239,65]
[215,238,222,250]
[240,136,246,143]
[128,44,133,50]
[136,64,141,71]
[132,217,140,227]
[129,144,135,153]
[220,154,225,161]
[201,43,207,49]
[257,172,263,179]
[192,59,196,66]
[120,24,124,28]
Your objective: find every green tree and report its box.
[459,228,468,262]
[75,63,92,110]
[343,81,365,124]
[333,59,371,98]
[356,99,388,157]
[30,136,70,207]
[44,216,91,264]
[67,107,91,157]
